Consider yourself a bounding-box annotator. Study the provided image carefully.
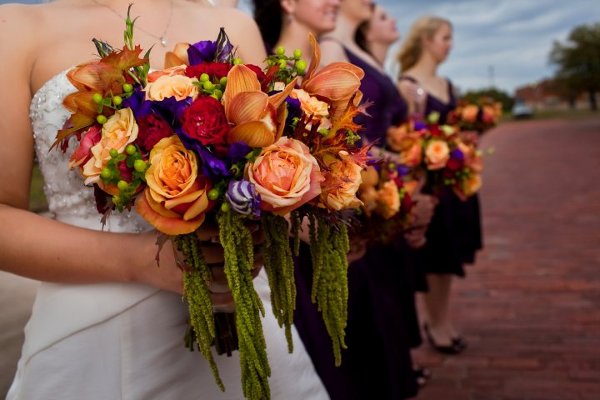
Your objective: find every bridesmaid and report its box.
[355,0,435,361]
[251,1,357,399]
[397,15,483,354]
[318,1,424,398]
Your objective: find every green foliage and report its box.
[308,214,350,366]
[262,214,296,352]
[461,88,514,113]
[217,211,270,400]
[549,22,600,110]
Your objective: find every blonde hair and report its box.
[397,15,452,73]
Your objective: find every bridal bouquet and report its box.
[387,114,483,200]
[53,8,367,400]
[354,160,416,244]
[447,97,502,134]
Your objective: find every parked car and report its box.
[512,102,533,119]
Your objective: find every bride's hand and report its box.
[163,223,265,311]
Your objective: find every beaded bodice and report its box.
[30,70,149,233]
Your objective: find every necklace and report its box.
[91,0,174,47]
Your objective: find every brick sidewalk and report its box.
[413,117,600,400]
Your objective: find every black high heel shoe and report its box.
[423,323,464,355]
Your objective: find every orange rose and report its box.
[320,151,363,211]
[455,173,482,200]
[144,74,199,101]
[461,105,479,123]
[147,65,187,83]
[82,108,138,185]
[425,139,450,170]
[135,136,211,235]
[376,180,400,219]
[387,125,423,167]
[246,137,324,216]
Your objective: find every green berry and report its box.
[219,77,227,86]
[117,180,129,192]
[220,202,231,212]
[125,144,136,155]
[233,58,242,65]
[100,168,112,180]
[208,188,220,201]
[275,46,285,56]
[200,73,210,82]
[213,89,223,100]
[92,93,103,104]
[202,81,214,91]
[293,49,302,59]
[109,149,119,158]
[133,159,146,173]
[123,83,133,93]
[113,95,123,106]
[278,59,288,69]
[295,59,307,73]
[96,115,108,124]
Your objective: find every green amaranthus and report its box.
[262,214,297,352]
[308,212,350,366]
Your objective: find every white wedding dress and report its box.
[7,71,329,400]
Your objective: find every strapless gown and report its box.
[6,71,329,400]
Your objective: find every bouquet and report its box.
[53,8,368,400]
[447,97,502,134]
[387,114,483,200]
[354,160,416,244]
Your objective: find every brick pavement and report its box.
[413,117,600,400]
[2,117,599,399]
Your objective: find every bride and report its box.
[0,1,328,398]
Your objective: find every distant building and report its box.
[514,79,595,111]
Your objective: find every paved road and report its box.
[2,117,599,398]
[414,116,600,400]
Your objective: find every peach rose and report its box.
[359,186,378,216]
[425,139,450,170]
[144,74,199,101]
[320,151,363,211]
[376,180,401,219]
[245,136,324,216]
[135,135,211,235]
[82,108,138,185]
[457,140,483,173]
[359,166,379,190]
[292,89,330,118]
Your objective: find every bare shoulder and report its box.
[318,38,348,65]
[0,3,41,43]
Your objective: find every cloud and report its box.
[377,0,600,94]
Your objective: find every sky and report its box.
[6,0,598,94]
[240,0,599,95]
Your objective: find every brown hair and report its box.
[397,15,452,73]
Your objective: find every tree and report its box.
[550,23,600,111]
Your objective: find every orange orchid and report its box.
[164,42,190,68]
[222,64,296,148]
[53,46,147,149]
[301,34,365,128]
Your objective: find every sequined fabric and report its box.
[30,70,149,233]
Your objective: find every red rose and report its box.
[137,114,173,152]
[185,62,232,79]
[245,64,267,83]
[180,96,230,154]
[446,158,463,172]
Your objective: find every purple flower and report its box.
[123,90,152,119]
[450,148,464,161]
[188,40,217,65]
[226,180,261,217]
[214,28,235,63]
